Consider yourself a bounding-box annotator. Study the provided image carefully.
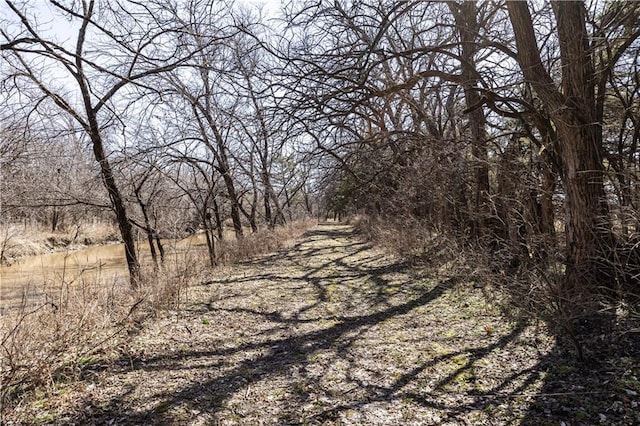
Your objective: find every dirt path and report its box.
[37,223,558,424]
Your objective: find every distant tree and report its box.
[166,149,222,267]
[229,33,287,228]
[153,1,250,240]
[0,118,107,230]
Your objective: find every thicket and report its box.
[301,1,640,360]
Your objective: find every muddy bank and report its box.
[0,233,209,309]
[0,225,121,266]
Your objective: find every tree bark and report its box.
[449,1,491,239]
[203,212,217,267]
[507,1,610,291]
[91,134,140,287]
[212,199,224,241]
[195,107,244,240]
[134,186,158,268]
[76,0,139,288]
[264,191,273,227]
[221,169,244,239]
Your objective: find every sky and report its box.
[2,0,283,47]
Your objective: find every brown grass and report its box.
[217,218,317,265]
[1,276,134,412]
[350,214,464,268]
[2,220,639,425]
[0,218,317,418]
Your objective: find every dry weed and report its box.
[0,218,317,419]
[350,214,459,266]
[218,218,317,265]
[0,255,199,417]
[1,276,134,413]
[349,213,640,361]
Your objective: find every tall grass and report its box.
[0,218,317,421]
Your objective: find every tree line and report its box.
[2,1,639,351]
[1,0,315,282]
[278,0,640,354]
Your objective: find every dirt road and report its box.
[27,223,556,425]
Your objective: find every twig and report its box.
[79,297,146,358]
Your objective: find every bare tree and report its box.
[446,1,497,238]
[507,0,640,291]
[1,0,202,287]
[228,32,288,228]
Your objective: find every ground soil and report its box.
[6,223,640,425]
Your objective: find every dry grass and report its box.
[0,218,317,420]
[2,221,639,425]
[218,218,317,265]
[350,214,464,268]
[1,276,134,413]
[349,214,640,361]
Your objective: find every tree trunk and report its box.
[264,192,273,227]
[191,98,244,240]
[303,186,313,216]
[249,198,258,233]
[262,170,286,226]
[155,234,165,263]
[237,193,258,233]
[212,199,224,241]
[538,151,557,238]
[203,212,216,267]
[51,207,60,232]
[449,1,491,239]
[208,125,243,239]
[220,167,243,239]
[284,187,293,222]
[91,134,140,288]
[507,0,610,291]
[134,189,158,268]
[247,156,259,233]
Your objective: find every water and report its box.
[0,234,209,308]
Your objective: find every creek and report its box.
[0,234,208,309]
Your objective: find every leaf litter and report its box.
[6,223,639,425]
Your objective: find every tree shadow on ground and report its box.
[67,222,631,425]
[518,325,640,425]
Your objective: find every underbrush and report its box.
[350,214,640,361]
[0,260,198,421]
[218,218,317,265]
[0,218,316,420]
[350,214,465,268]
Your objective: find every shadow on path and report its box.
[72,223,579,425]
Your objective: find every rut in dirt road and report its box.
[63,223,552,425]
